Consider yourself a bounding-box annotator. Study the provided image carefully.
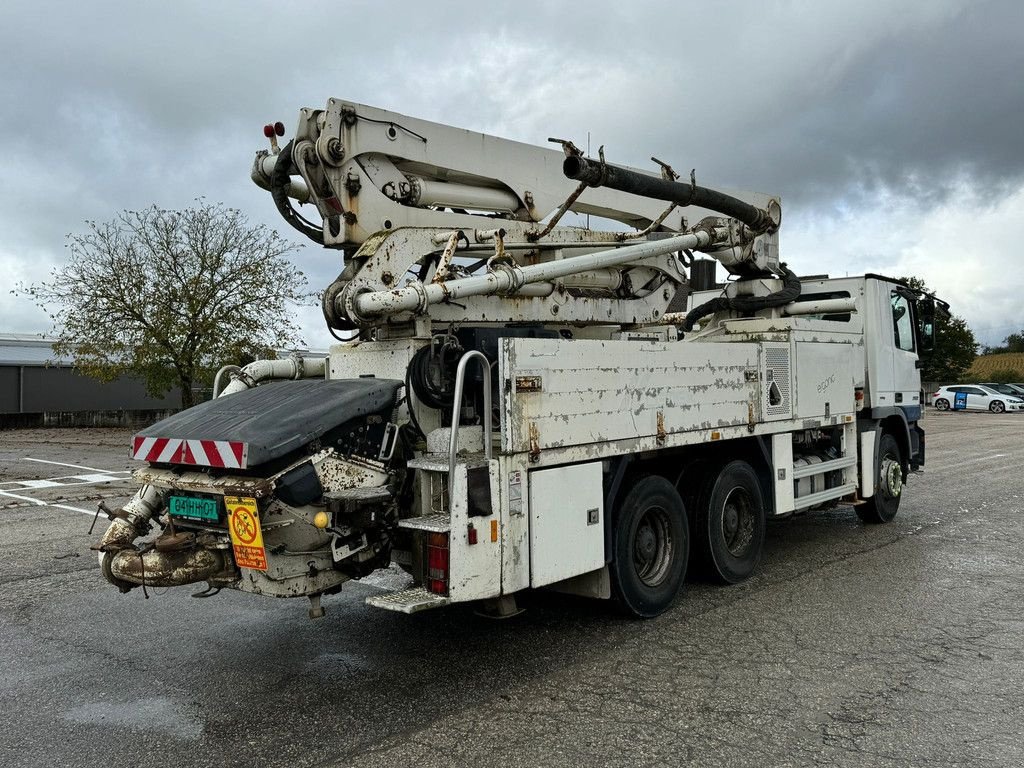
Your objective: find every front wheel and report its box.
[934,398,950,411]
[610,475,689,618]
[857,433,903,524]
[990,400,1005,413]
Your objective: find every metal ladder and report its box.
[365,351,493,613]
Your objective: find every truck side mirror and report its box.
[916,298,936,354]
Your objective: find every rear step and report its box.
[398,514,451,533]
[406,455,488,473]
[365,586,450,614]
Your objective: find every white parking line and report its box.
[927,452,1009,472]
[21,457,123,474]
[2,479,64,489]
[0,472,131,491]
[0,489,95,516]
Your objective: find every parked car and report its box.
[979,382,1024,400]
[932,384,1024,413]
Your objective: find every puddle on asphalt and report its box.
[64,695,202,738]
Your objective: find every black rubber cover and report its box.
[136,378,402,468]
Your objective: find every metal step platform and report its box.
[397,514,451,533]
[406,454,489,473]
[365,586,450,614]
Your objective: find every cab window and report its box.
[891,293,915,352]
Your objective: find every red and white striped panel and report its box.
[131,436,248,469]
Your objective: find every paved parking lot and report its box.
[1,411,1022,767]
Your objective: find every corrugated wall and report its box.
[0,365,181,414]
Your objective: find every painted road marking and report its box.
[0,472,131,491]
[21,457,124,474]
[0,489,95,516]
[927,452,1010,472]
[0,459,132,517]
[5,479,64,489]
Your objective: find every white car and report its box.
[932,385,1024,413]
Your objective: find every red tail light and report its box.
[426,532,449,595]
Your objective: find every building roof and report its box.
[0,333,327,367]
[0,334,71,366]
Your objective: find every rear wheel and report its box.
[693,460,766,584]
[934,398,949,411]
[990,400,1005,413]
[857,433,902,524]
[610,475,689,618]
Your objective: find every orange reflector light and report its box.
[490,519,498,542]
[711,431,721,441]
[426,532,449,596]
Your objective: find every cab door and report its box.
[889,291,921,411]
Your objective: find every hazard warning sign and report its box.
[226,496,268,571]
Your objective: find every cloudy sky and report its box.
[2,0,1022,348]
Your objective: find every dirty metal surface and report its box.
[133,466,275,498]
[1,416,1023,767]
[135,378,402,468]
[501,337,762,454]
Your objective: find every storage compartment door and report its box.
[529,462,605,587]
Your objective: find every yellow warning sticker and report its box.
[226,496,268,571]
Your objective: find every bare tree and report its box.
[21,200,308,408]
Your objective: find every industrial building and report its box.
[0,333,181,427]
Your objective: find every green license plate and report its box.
[168,495,220,522]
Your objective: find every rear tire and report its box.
[934,398,949,411]
[990,400,1005,413]
[610,475,689,618]
[857,433,902,524]
[693,460,766,584]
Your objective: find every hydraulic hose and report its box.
[271,140,325,245]
[564,156,779,233]
[408,342,460,409]
[682,265,802,332]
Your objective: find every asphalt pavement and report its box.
[1,412,1022,767]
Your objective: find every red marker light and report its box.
[274,122,285,137]
[262,124,275,138]
[426,532,449,595]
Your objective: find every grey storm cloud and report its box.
[1,0,1023,342]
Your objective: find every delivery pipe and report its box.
[344,231,710,322]
[251,152,311,204]
[782,298,858,317]
[563,156,780,233]
[219,356,328,396]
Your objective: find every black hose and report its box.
[564,156,779,233]
[682,265,802,332]
[403,365,427,440]
[407,343,460,410]
[271,140,324,245]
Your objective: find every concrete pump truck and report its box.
[95,100,942,619]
